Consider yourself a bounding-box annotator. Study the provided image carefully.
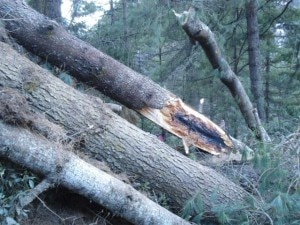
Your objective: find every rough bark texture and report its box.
[0,41,247,211]
[246,0,266,122]
[0,122,190,225]
[179,7,270,142]
[0,0,233,155]
[28,0,62,22]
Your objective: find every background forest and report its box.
[1,0,300,224]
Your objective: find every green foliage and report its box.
[182,141,300,224]
[181,193,204,223]
[0,161,37,225]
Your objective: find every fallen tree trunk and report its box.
[0,0,233,155]
[0,41,247,210]
[0,122,190,225]
[176,7,270,143]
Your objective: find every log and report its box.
[0,0,233,155]
[0,122,191,225]
[0,41,247,210]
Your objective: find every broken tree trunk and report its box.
[0,0,232,155]
[0,42,247,211]
[177,7,270,143]
[0,122,190,225]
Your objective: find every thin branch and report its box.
[18,179,53,208]
[237,62,249,74]
[261,0,293,36]
[35,195,64,221]
[223,8,244,26]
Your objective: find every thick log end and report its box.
[139,98,233,155]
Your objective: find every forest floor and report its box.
[22,187,133,225]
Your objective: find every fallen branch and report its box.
[18,179,52,208]
[176,7,270,143]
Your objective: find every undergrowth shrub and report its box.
[181,132,300,225]
[0,161,37,225]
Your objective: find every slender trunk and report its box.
[110,0,115,25]
[265,43,271,123]
[122,0,130,65]
[246,0,266,122]
[232,25,239,137]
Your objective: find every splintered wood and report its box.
[139,98,233,155]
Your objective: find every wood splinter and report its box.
[139,98,233,155]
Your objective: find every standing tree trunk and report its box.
[265,40,271,123]
[109,0,115,25]
[246,0,266,122]
[0,41,247,212]
[28,0,62,22]
[122,0,130,65]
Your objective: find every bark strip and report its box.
[0,0,233,155]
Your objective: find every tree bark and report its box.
[178,7,270,143]
[122,0,130,65]
[28,0,62,22]
[0,0,233,155]
[0,122,190,225]
[109,0,115,25]
[246,0,266,122]
[0,41,247,211]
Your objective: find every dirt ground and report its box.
[21,187,133,225]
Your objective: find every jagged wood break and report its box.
[139,98,233,155]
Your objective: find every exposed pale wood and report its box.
[139,98,233,155]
